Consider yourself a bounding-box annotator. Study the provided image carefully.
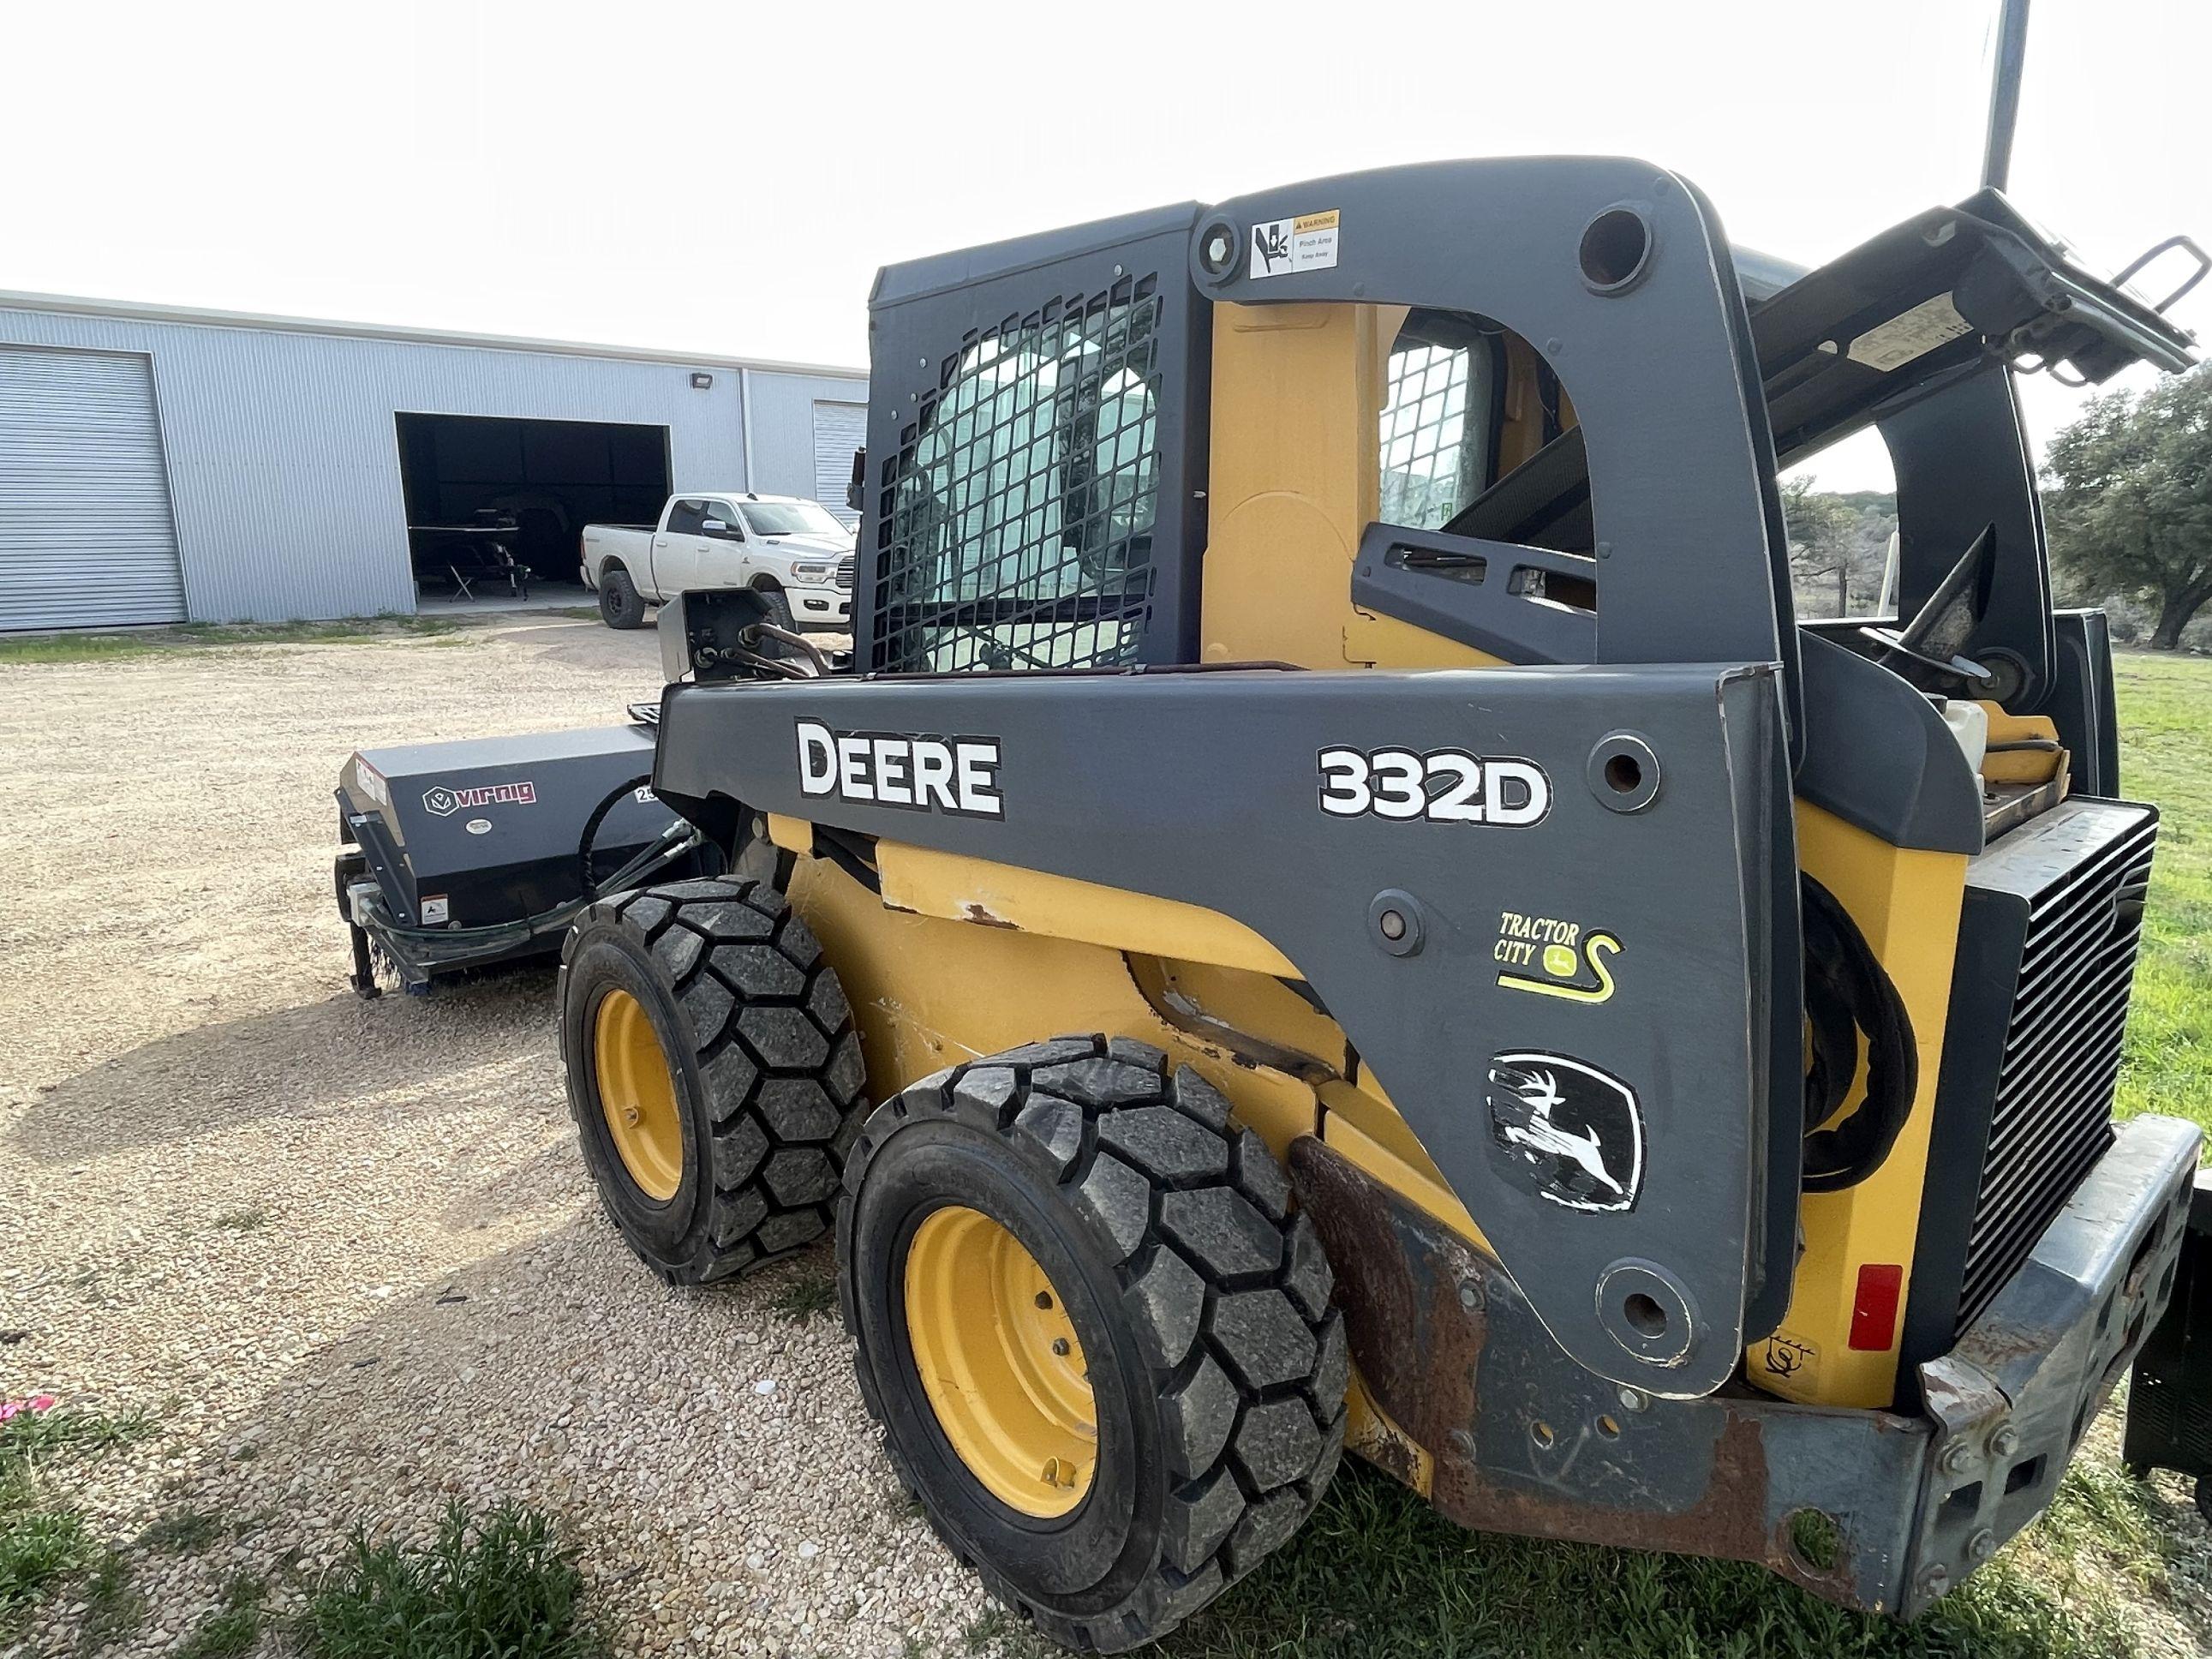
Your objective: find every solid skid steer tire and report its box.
[839,1036,1347,1654]
[559,877,867,1284]
[598,566,648,629]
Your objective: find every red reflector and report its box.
[1849,1263,1904,1351]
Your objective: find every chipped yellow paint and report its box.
[875,841,1299,979]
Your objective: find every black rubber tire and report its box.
[559,877,867,1283]
[839,1036,1346,1654]
[753,585,796,632]
[598,565,648,629]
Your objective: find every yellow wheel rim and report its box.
[593,988,684,1201]
[903,1206,1097,1518]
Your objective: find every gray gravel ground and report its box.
[0,616,982,1656]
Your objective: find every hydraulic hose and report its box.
[1799,876,1919,1193]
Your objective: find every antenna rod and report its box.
[1982,0,2032,191]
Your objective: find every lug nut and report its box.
[1051,1338,1071,1357]
[1617,1386,1649,1413]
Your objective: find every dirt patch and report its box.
[0,618,979,1656]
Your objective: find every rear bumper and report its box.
[1902,1110,2200,1608]
[1291,1111,2200,1619]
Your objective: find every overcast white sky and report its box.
[6,0,2206,491]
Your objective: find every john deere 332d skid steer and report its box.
[556,157,2206,1648]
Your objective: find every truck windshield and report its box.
[740,502,846,538]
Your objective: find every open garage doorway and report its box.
[396,412,670,601]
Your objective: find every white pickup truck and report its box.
[581,493,855,632]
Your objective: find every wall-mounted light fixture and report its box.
[690,372,714,390]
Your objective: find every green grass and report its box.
[766,1258,840,1323]
[300,1501,603,1659]
[75,1549,146,1651]
[0,1407,157,1636]
[2110,651,2212,1135]
[1121,1458,2173,1659]
[0,1406,152,1467]
[139,1507,226,1555]
[0,1486,91,1635]
[176,1574,267,1659]
[0,613,470,664]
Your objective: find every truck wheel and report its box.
[839,1037,1347,1653]
[559,877,867,1284]
[599,566,648,629]
[753,586,796,632]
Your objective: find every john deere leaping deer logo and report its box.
[1486,1051,1644,1213]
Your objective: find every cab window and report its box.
[879,279,1163,673]
[1378,311,1499,530]
[665,499,708,536]
[742,500,846,538]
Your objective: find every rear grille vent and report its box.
[1957,806,2158,1329]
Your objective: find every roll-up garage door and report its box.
[811,400,867,526]
[0,345,185,631]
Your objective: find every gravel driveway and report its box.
[0,617,981,1656]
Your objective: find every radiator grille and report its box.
[835,553,854,590]
[1957,811,2158,1328]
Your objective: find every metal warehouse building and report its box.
[0,290,867,632]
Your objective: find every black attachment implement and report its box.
[333,720,709,995]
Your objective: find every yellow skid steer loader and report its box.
[555,150,2203,1650]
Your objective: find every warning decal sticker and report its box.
[1847,294,1975,373]
[1250,210,1341,279]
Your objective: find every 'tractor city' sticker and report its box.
[1494,909,1623,1003]
[1487,1051,1644,1213]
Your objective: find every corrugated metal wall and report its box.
[0,301,864,626]
[746,371,876,520]
[0,346,184,629]
[810,400,868,526]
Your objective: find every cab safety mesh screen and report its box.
[1378,311,1494,531]
[872,275,1161,674]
